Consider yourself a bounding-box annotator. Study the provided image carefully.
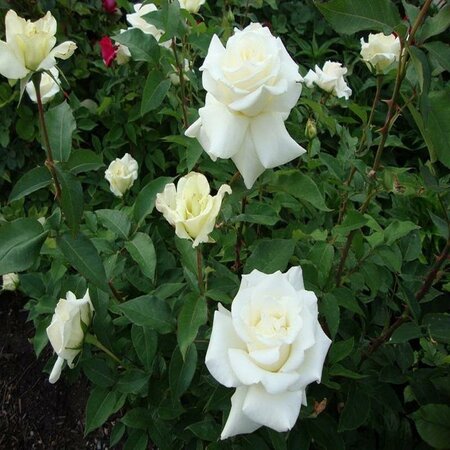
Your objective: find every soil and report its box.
[0,292,113,450]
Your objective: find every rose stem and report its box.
[85,333,122,365]
[33,73,62,201]
[171,38,189,129]
[233,196,247,274]
[335,0,433,286]
[196,246,205,293]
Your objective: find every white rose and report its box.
[304,61,352,100]
[0,10,77,81]
[179,0,206,13]
[205,267,331,439]
[25,67,60,104]
[126,3,170,48]
[2,272,19,291]
[104,153,138,197]
[155,172,231,248]
[360,33,401,74]
[186,23,306,188]
[186,94,305,189]
[46,289,94,383]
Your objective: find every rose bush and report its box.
[206,267,331,438]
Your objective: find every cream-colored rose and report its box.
[304,61,352,99]
[0,10,77,80]
[155,172,231,247]
[46,289,94,383]
[104,153,138,197]
[25,67,60,104]
[2,273,19,291]
[360,33,401,74]
[186,23,306,188]
[205,267,331,439]
[179,0,206,13]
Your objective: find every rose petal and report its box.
[0,41,28,79]
[285,266,305,291]
[242,383,303,432]
[220,386,261,439]
[49,356,65,384]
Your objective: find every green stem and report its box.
[85,333,122,365]
[196,246,205,293]
[171,38,189,129]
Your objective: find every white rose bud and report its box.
[304,61,352,100]
[186,23,306,188]
[179,0,206,13]
[169,59,190,86]
[205,267,331,439]
[0,10,77,81]
[2,273,19,291]
[46,289,94,384]
[155,172,231,248]
[104,153,138,197]
[25,67,60,104]
[360,33,401,74]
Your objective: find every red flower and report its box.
[99,36,117,67]
[102,0,117,13]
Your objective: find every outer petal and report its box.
[242,384,303,432]
[155,184,179,226]
[303,69,318,88]
[49,356,65,384]
[0,41,28,79]
[285,266,305,291]
[38,41,77,70]
[250,112,306,169]
[221,386,261,439]
[205,305,245,387]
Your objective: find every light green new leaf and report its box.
[125,232,157,281]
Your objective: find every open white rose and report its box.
[360,33,401,74]
[304,61,352,100]
[46,289,94,384]
[155,172,231,247]
[0,10,76,81]
[25,67,60,104]
[104,153,138,197]
[179,0,206,14]
[186,23,305,188]
[2,273,19,291]
[205,267,331,439]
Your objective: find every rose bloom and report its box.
[102,0,117,14]
[360,33,401,74]
[205,267,331,439]
[46,289,94,383]
[2,273,19,291]
[186,23,305,188]
[104,153,138,197]
[0,10,76,81]
[179,0,206,13]
[156,172,231,248]
[304,61,352,99]
[99,36,117,67]
[25,67,60,104]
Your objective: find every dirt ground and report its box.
[0,292,113,450]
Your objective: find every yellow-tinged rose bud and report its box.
[305,118,317,140]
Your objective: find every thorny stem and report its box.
[172,38,189,129]
[85,333,122,365]
[233,196,247,274]
[196,246,205,293]
[335,1,433,285]
[33,73,62,201]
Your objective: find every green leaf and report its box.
[117,295,174,333]
[177,293,207,359]
[329,363,368,379]
[316,0,402,35]
[423,313,450,344]
[328,337,354,365]
[125,232,157,282]
[384,220,420,245]
[134,177,173,227]
[116,369,148,394]
[423,41,450,73]
[309,242,334,288]
[85,387,121,435]
[141,70,171,116]
[390,322,422,343]
[321,293,340,339]
[334,210,368,234]
[408,46,431,96]
[121,407,151,429]
[186,417,220,441]
[55,166,83,233]
[57,232,109,292]
[97,209,131,240]
[131,325,158,371]
[244,239,295,274]
[82,358,116,388]
[411,404,450,449]
[169,344,197,398]
[67,149,104,174]
[0,218,47,275]
[124,429,148,450]
[113,28,160,62]
[339,386,371,431]
[271,170,331,211]
[44,101,76,162]
[8,166,52,202]
[417,4,450,42]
